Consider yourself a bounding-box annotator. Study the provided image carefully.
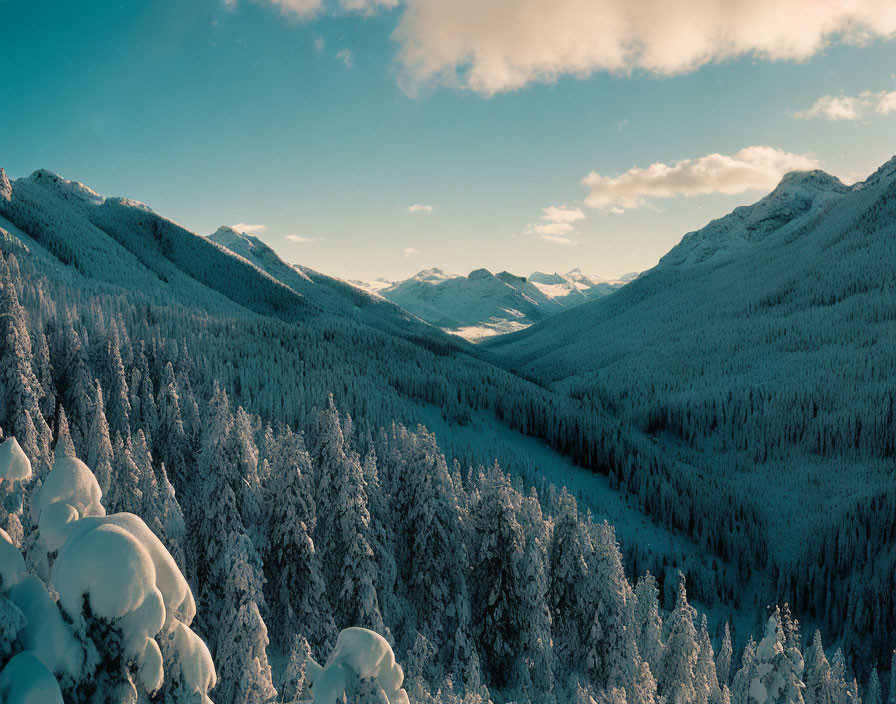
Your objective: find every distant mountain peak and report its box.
[773,169,847,195]
[468,268,494,280]
[858,154,896,187]
[26,169,104,207]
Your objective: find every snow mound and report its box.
[311,627,409,704]
[22,442,212,700]
[7,575,83,679]
[35,456,105,551]
[170,621,218,702]
[0,437,32,482]
[0,652,64,704]
[0,527,26,588]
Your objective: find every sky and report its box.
[1,0,894,281]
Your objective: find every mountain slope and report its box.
[488,157,896,664]
[352,267,630,340]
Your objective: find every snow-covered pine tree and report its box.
[102,323,130,442]
[54,406,76,459]
[469,469,527,690]
[633,572,665,680]
[803,630,829,704]
[548,489,591,670]
[313,395,384,635]
[0,253,51,475]
[750,609,806,704]
[264,427,336,652]
[695,615,721,704]
[585,520,640,693]
[280,634,314,704]
[84,381,113,496]
[659,576,699,704]
[392,426,472,673]
[106,432,142,516]
[865,669,881,704]
[717,623,733,689]
[731,638,759,704]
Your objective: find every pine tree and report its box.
[803,630,829,704]
[313,395,384,635]
[84,380,113,495]
[731,639,759,704]
[32,329,55,419]
[54,406,76,459]
[107,432,143,516]
[865,669,881,704]
[0,254,51,476]
[213,600,278,704]
[585,521,640,692]
[280,634,313,704]
[103,324,131,441]
[695,615,721,704]
[548,489,591,669]
[264,429,335,651]
[750,609,805,704]
[392,427,471,668]
[659,577,699,704]
[634,573,665,680]
[469,469,527,690]
[717,623,733,688]
[155,361,187,487]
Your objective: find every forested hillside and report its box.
[488,158,896,670]
[0,163,887,702]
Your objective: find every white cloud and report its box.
[262,0,323,19]
[793,89,896,121]
[405,203,434,213]
[336,48,354,69]
[526,205,585,243]
[538,234,578,245]
[338,0,397,14]
[237,0,395,19]
[582,146,818,212]
[403,246,419,256]
[610,118,628,132]
[286,234,318,242]
[313,36,325,53]
[393,0,896,95]
[232,222,266,233]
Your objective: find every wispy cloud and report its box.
[526,205,585,244]
[232,222,266,233]
[403,247,419,256]
[260,0,323,19]
[582,146,818,213]
[394,0,896,96]
[610,118,628,132]
[313,36,325,54]
[793,90,896,121]
[336,48,354,69]
[405,203,434,213]
[286,234,318,243]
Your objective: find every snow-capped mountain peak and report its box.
[348,266,631,340]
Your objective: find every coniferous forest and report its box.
[0,153,893,704]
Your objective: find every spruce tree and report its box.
[659,577,699,704]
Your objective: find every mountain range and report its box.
[348,267,636,340]
[0,157,893,698]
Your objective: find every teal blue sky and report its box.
[1,0,894,280]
